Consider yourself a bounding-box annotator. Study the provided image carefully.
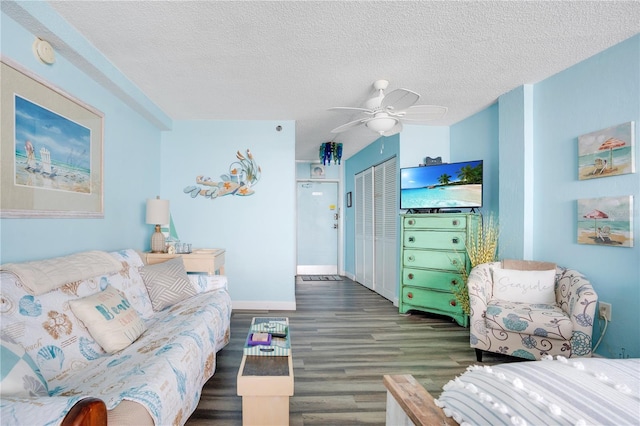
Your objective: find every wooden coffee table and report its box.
[236,319,294,425]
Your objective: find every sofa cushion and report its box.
[492,268,556,304]
[69,285,146,353]
[485,299,574,338]
[140,257,196,311]
[0,250,153,384]
[0,333,49,397]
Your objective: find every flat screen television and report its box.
[400,160,483,211]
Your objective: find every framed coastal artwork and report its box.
[577,195,633,248]
[578,121,635,180]
[1,59,104,218]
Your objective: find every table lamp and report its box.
[146,196,170,253]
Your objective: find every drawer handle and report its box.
[451,259,458,265]
[408,273,414,280]
[452,237,459,244]
[451,279,458,286]
[408,219,415,225]
[450,300,457,307]
[407,292,414,299]
[408,236,415,243]
[452,220,459,226]
[408,255,415,262]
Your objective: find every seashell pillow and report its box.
[0,333,49,397]
[69,285,146,353]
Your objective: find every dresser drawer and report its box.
[404,215,467,230]
[403,230,466,250]
[401,287,463,315]
[403,249,464,272]
[402,268,464,291]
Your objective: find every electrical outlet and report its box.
[599,302,612,321]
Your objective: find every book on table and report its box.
[243,317,290,356]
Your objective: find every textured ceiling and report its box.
[25,2,640,160]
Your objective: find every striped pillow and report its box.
[140,257,196,311]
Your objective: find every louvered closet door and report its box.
[354,168,374,289]
[374,157,397,302]
[355,172,364,284]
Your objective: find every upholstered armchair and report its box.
[469,260,598,361]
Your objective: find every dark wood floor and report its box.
[187,276,517,425]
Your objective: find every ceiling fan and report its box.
[329,80,448,136]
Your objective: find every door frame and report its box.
[295,177,344,275]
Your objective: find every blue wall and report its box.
[450,103,500,216]
[0,9,161,263]
[532,35,639,358]
[160,121,296,308]
[450,35,640,357]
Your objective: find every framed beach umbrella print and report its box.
[577,196,633,248]
[578,121,635,180]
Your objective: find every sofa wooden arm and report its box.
[383,374,457,426]
[61,398,107,426]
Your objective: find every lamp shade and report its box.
[146,198,170,225]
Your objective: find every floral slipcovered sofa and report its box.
[0,249,231,425]
[469,260,598,361]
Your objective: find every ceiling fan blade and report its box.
[328,106,373,114]
[381,88,420,111]
[400,105,448,122]
[331,117,368,133]
[380,121,403,137]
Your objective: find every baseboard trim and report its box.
[297,265,338,275]
[232,300,297,311]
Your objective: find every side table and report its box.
[144,248,225,274]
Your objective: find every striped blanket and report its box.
[435,356,640,426]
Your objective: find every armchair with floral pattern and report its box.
[469,261,598,361]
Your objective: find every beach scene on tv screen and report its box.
[401,160,482,208]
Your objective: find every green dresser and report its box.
[399,213,478,326]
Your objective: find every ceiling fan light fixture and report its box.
[366,116,397,134]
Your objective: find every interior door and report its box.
[355,168,374,289]
[296,181,339,275]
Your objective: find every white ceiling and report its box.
[17,1,640,161]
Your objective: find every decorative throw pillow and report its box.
[140,257,196,311]
[0,334,49,397]
[492,268,556,304]
[69,285,146,353]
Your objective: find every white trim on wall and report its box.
[232,301,297,311]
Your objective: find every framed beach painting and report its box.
[1,59,104,218]
[577,195,633,248]
[578,121,635,180]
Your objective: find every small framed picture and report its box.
[310,164,325,179]
[578,121,635,180]
[577,195,633,247]
[346,191,352,208]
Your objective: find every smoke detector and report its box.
[32,38,55,65]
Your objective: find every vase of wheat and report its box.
[453,213,499,315]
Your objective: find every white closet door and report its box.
[375,157,397,302]
[355,172,364,284]
[363,168,375,290]
[355,157,397,301]
[354,167,374,289]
